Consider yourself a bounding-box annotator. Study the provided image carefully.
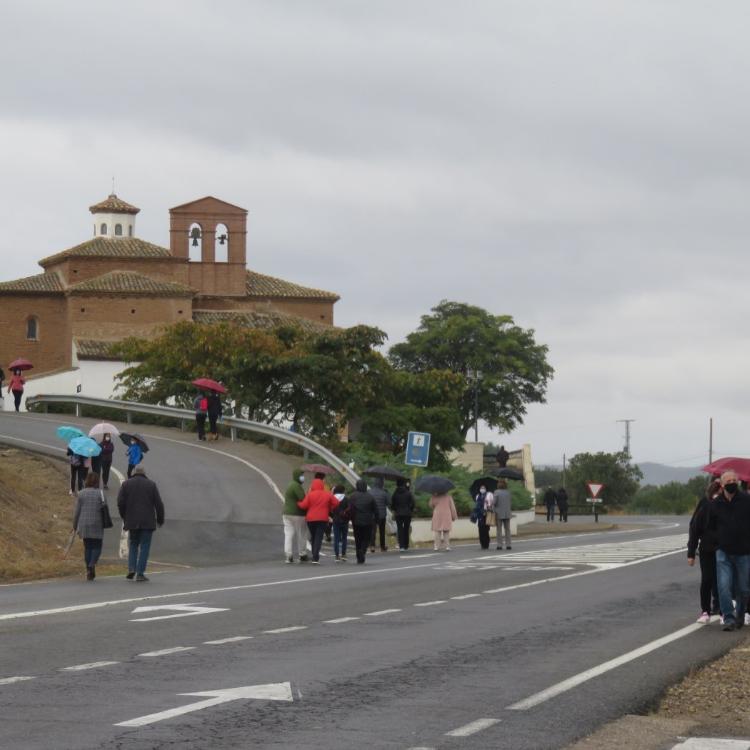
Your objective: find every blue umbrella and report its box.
[69,436,102,457]
[56,425,85,442]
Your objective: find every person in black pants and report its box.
[557,487,569,522]
[368,477,389,552]
[345,480,379,564]
[67,448,88,495]
[688,479,722,622]
[390,478,416,551]
[206,391,223,441]
[99,434,115,489]
[473,486,491,550]
[543,487,557,522]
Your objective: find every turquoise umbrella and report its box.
[56,426,85,442]
[69,436,102,457]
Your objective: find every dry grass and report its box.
[0,448,126,581]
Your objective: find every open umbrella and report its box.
[8,358,33,371]
[301,463,335,475]
[490,467,525,481]
[69,436,102,457]
[192,378,228,394]
[469,477,499,497]
[56,425,85,442]
[363,465,407,481]
[119,432,150,452]
[88,422,120,439]
[414,475,455,494]
[703,457,750,483]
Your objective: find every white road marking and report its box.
[130,603,229,622]
[404,553,440,559]
[262,626,307,634]
[0,676,35,685]
[451,593,481,600]
[414,600,446,607]
[139,646,195,657]
[203,636,254,645]
[324,616,361,624]
[114,682,294,727]
[0,434,63,452]
[671,739,750,749]
[364,609,401,616]
[507,622,706,710]
[61,661,120,671]
[445,717,501,737]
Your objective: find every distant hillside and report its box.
[636,462,704,487]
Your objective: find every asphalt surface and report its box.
[0,412,742,749]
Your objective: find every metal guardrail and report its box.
[25,394,360,485]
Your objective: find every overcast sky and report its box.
[2,1,748,466]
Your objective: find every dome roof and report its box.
[88,194,140,215]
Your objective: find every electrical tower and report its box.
[616,419,635,456]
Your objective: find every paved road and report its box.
[0,410,298,564]
[0,516,742,749]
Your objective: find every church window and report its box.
[189,223,202,262]
[131,309,136,314]
[128,225,133,237]
[100,223,108,235]
[26,316,38,340]
[115,223,123,236]
[215,224,229,263]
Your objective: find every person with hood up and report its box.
[283,468,309,563]
[390,478,415,551]
[473,485,491,550]
[298,478,339,564]
[430,491,457,551]
[344,479,379,564]
[368,477,390,553]
[687,479,722,623]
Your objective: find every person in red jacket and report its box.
[298,478,339,564]
[7,369,25,412]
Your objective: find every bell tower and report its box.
[169,196,248,296]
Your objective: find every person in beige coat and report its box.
[430,492,458,551]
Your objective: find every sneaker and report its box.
[299,555,309,563]
[126,571,135,580]
[723,620,737,631]
[445,546,451,551]
[285,556,294,564]
[135,574,149,582]
[696,612,710,624]
[311,560,320,565]
[86,566,94,581]
[433,546,439,551]
[506,546,512,550]
[334,555,341,562]
[340,556,347,562]
[370,547,376,553]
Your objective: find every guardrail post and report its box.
[230,427,237,442]
[272,437,279,451]
[126,412,133,425]
[75,404,80,417]
[303,448,310,460]
[180,419,186,432]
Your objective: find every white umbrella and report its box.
[88,422,120,439]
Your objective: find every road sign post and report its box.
[405,431,431,467]
[585,482,605,523]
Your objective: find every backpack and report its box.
[199,397,208,412]
[337,499,353,523]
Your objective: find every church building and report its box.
[0,194,339,385]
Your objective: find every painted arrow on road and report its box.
[129,603,229,622]
[114,683,294,727]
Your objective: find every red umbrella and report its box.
[702,457,750,483]
[8,358,33,371]
[301,463,336,475]
[192,378,227,394]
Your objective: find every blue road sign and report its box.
[405,431,431,467]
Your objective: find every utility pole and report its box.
[616,419,635,457]
[709,417,713,464]
[562,453,566,489]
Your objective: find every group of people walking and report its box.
[688,469,750,631]
[193,391,223,441]
[67,433,116,494]
[543,486,569,522]
[472,480,513,550]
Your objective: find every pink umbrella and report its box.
[192,378,227,394]
[8,358,33,371]
[702,457,750,483]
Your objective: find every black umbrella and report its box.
[119,432,150,453]
[469,477,498,497]
[363,465,407,481]
[414,475,455,494]
[490,467,524,481]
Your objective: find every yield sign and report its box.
[115,682,294,727]
[130,603,228,622]
[586,482,604,498]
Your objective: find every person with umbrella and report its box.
[368,477,390,553]
[493,479,513,550]
[472,479,496,550]
[193,391,209,441]
[7,368,26,412]
[67,445,88,495]
[390,477,416,552]
[98,434,115,489]
[126,435,144,478]
[72,472,109,580]
[297,477,339,564]
[343,480,379,564]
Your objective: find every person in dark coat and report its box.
[473,485,492,550]
[543,487,557,522]
[556,487,569,522]
[117,465,165,582]
[67,447,88,495]
[194,392,208,441]
[390,478,415,551]
[368,477,389,552]
[72,472,108,580]
[206,391,223,441]
[99,433,115,489]
[344,480,379,564]
[496,445,510,467]
[687,479,721,622]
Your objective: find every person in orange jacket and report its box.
[298,478,339,564]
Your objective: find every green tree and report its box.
[625,475,710,515]
[564,451,643,508]
[534,466,563,489]
[389,300,553,438]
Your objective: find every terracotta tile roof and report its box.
[245,270,339,301]
[193,309,328,332]
[88,193,140,215]
[74,339,120,361]
[39,237,172,266]
[68,271,194,297]
[0,272,65,294]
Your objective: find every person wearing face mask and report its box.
[282,468,309,563]
[98,433,115,489]
[473,485,491,550]
[707,470,750,631]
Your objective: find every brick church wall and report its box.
[194,296,334,324]
[47,257,190,287]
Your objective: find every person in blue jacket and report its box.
[127,438,143,478]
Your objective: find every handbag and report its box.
[485,510,497,526]
[100,490,114,529]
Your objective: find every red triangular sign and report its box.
[587,482,604,498]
